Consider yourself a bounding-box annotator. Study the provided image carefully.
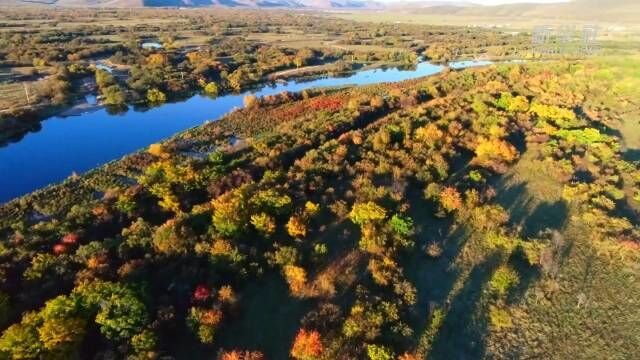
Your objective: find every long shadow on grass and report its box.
[428,254,501,360]
[214,272,311,359]
[403,186,470,351]
[493,175,569,237]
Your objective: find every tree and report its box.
[243,94,259,108]
[187,307,223,344]
[131,329,157,354]
[147,143,168,158]
[290,329,323,360]
[370,95,385,109]
[228,68,252,92]
[286,215,307,238]
[366,344,395,360]
[349,202,387,225]
[153,219,190,255]
[0,313,43,359]
[249,189,292,215]
[146,88,166,104]
[388,215,414,237]
[473,138,518,172]
[250,213,276,236]
[204,82,219,96]
[439,187,462,212]
[102,85,126,105]
[93,289,148,341]
[95,69,115,89]
[212,186,250,237]
[283,265,307,296]
[38,317,86,352]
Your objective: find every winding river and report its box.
[0,60,492,203]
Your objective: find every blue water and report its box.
[0,60,492,203]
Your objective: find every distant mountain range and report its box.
[3,0,384,8]
[3,0,639,23]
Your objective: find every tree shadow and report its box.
[214,272,311,359]
[428,254,501,360]
[493,176,569,238]
[522,200,569,237]
[403,184,470,351]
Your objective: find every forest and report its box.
[1,5,640,360]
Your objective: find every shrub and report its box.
[489,305,512,330]
[489,266,520,297]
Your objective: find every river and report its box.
[0,60,492,203]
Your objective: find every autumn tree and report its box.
[153,218,191,255]
[284,265,307,296]
[243,94,259,108]
[287,215,307,238]
[290,329,323,360]
[349,202,387,225]
[212,185,251,237]
[147,88,167,104]
[250,213,276,236]
[439,187,462,212]
[472,138,518,173]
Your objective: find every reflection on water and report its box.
[0,60,491,203]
